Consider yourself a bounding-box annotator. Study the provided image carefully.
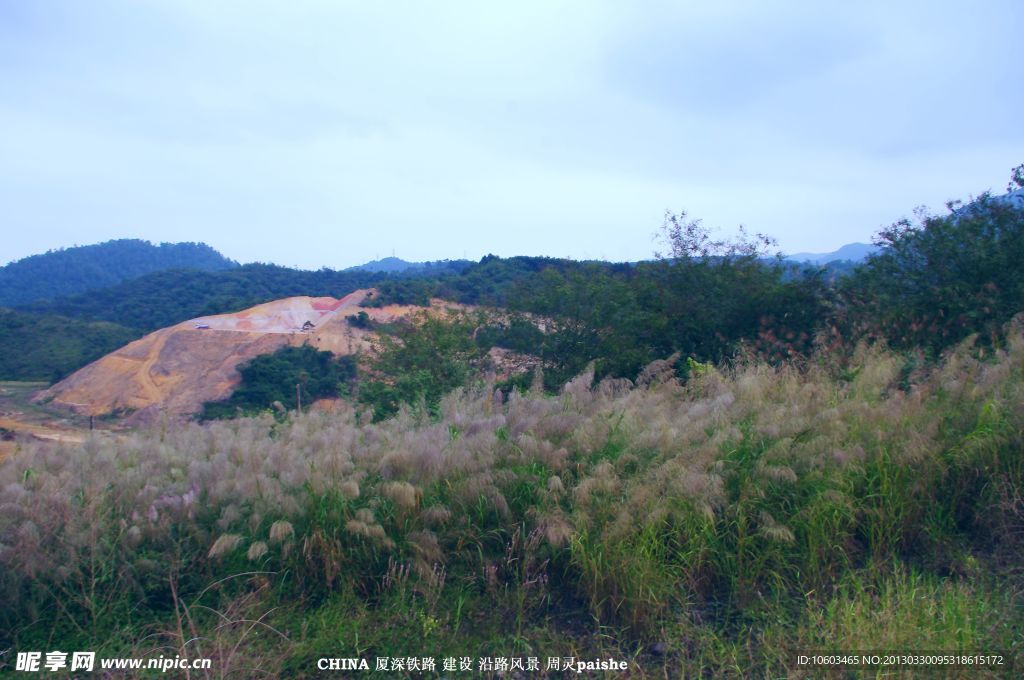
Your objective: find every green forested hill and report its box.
[0,261,467,381]
[20,264,403,332]
[367,250,827,389]
[0,308,140,381]
[0,239,238,306]
[5,180,1022,388]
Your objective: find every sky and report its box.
[2,0,1022,269]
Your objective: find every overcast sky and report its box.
[2,0,1021,269]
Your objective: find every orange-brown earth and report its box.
[1,381,112,460]
[0,416,88,445]
[37,290,471,424]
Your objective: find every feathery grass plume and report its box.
[540,513,574,548]
[383,480,419,510]
[345,520,370,537]
[561,362,596,405]
[208,533,243,559]
[546,475,565,496]
[418,505,451,526]
[756,462,798,484]
[407,530,442,564]
[759,511,796,544]
[636,353,680,387]
[247,541,268,561]
[248,510,264,532]
[125,525,142,548]
[572,461,620,510]
[674,469,725,507]
[463,414,504,438]
[268,520,294,544]
[523,436,569,470]
[850,346,901,400]
[344,515,389,545]
[597,375,634,400]
[830,445,865,466]
[339,479,360,499]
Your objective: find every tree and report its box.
[841,167,1024,353]
[358,314,485,420]
[657,210,777,260]
[1009,163,1024,192]
[199,345,356,419]
[650,211,823,364]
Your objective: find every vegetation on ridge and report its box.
[840,190,1024,354]
[0,308,140,382]
[199,345,357,421]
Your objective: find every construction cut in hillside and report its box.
[36,290,469,424]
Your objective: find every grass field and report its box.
[1,337,1022,677]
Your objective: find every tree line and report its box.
[5,168,1022,395]
[350,168,1024,418]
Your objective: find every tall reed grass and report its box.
[1,323,1022,675]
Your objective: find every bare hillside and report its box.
[36,290,466,423]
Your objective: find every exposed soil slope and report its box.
[37,290,466,423]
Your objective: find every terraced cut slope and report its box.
[36,290,465,423]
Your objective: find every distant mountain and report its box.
[787,190,1024,265]
[786,242,879,264]
[0,239,238,306]
[346,257,473,275]
[999,187,1024,210]
[347,256,420,273]
[952,187,1024,219]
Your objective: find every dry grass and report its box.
[2,322,1023,675]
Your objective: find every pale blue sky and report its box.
[2,0,1021,268]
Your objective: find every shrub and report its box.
[200,344,356,419]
